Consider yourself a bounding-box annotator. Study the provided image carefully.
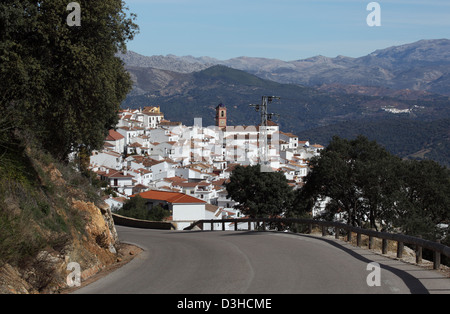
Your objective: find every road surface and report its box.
[74,226,450,294]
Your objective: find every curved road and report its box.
[74,226,450,294]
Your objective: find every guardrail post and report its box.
[211,221,214,231]
[416,246,423,264]
[397,241,404,258]
[347,229,352,242]
[335,226,339,239]
[322,225,326,237]
[382,239,388,254]
[248,221,251,231]
[434,239,441,270]
[369,236,374,249]
[308,223,312,234]
[356,233,362,247]
[234,220,238,231]
[222,221,225,231]
[415,236,422,264]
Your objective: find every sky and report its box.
[123,0,450,61]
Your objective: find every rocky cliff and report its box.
[0,143,123,294]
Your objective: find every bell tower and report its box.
[215,103,227,128]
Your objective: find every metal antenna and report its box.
[250,96,281,169]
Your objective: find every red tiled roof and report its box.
[136,190,206,204]
[164,176,188,184]
[177,182,201,188]
[106,129,124,141]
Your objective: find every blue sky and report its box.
[123,0,450,61]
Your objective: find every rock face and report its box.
[69,199,119,270]
[0,198,119,294]
[0,264,35,294]
[0,157,122,294]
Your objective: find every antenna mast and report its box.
[250,96,280,171]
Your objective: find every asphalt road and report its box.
[74,226,450,294]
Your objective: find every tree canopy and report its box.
[225,165,294,218]
[296,135,450,241]
[395,159,450,239]
[116,195,170,221]
[0,0,138,160]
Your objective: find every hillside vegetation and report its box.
[0,1,138,293]
[0,132,119,293]
[297,118,450,167]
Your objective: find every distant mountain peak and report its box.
[117,51,213,73]
[119,38,450,95]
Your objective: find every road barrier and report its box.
[112,213,175,230]
[185,217,450,270]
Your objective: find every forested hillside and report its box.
[297,118,450,167]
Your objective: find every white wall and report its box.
[90,152,122,169]
[172,203,206,230]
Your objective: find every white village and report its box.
[89,103,324,230]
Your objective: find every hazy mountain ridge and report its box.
[119,39,450,95]
[117,51,214,73]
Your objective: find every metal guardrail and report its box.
[112,213,176,230]
[185,218,450,270]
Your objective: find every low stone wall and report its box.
[112,213,175,230]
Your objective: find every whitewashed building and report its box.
[136,190,211,230]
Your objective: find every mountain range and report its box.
[118,39,450,166]
[118,39,450,95]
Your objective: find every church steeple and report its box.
[215,103,227,128]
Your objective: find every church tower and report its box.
[215,103,227,128]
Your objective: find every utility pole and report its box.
[250,96,280,172]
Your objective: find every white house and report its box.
[105,196,126,212]
[216,189,238,209]
[136,190,209,230]
[175,166,212,181]
[153,141,178,159]
[279,131,299,150]
[105,129,125,154]
[128,168,153,186]
[90,151,123,170]
[148,158,178,180]
[117,126,138,145]
[175,181,217,204]
[148,128,179,144]
[142,106,164,129]
[97,167,134,196]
